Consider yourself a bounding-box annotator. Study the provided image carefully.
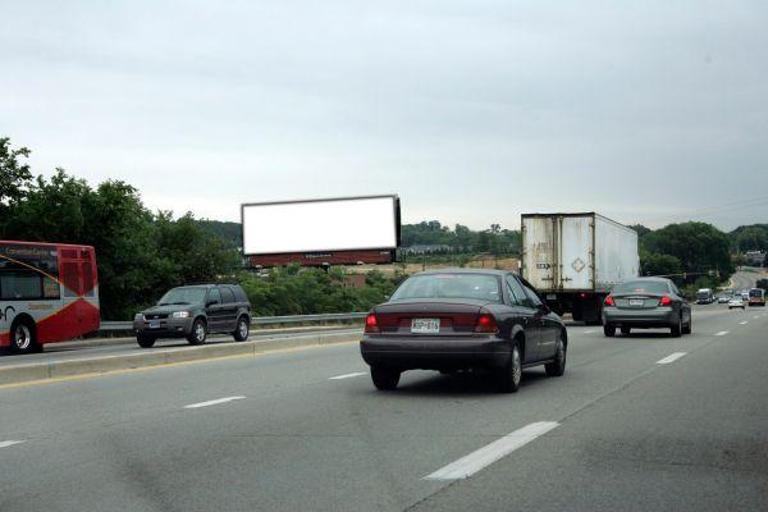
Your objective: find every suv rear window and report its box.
[220,286,236,303]
[232,285,249,303]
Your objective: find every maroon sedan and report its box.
[360,269,567,393]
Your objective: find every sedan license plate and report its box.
[629,299,645,307]
[411,318,440,334]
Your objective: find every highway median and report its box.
[0,330,361,386]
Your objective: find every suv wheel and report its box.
[137,333,156,348]
[233,316,250,342]
[187,318,207,345]
[370,366,401,391]
[545,334,566,377]
[496,343,522,393]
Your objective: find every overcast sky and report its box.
[2,1,767,231]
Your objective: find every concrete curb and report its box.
[0,332,360,386]
[66,323,362,350]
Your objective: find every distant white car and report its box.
[728,297,746,310]
[717,295,730,304]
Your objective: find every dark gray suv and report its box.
[133,284,252,348]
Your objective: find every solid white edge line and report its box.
[715,331,729,336]
[424,421,560,481]
[0,440,25,449]
[329,372,367,380]
[184,396,246,409]
[739,321,749,325]
[656,352,687,365]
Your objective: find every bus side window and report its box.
[0,271,43,300]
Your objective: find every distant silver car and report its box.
[717,295,730,304]
[728,296,746,310]
[602,277,692,338]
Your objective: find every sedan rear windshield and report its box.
[390,274,502,302]
[158,287,208,305]
[613,281,670,295]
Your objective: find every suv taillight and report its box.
[364,313,380,333]
[474,313,498,334]
[604,295,615,307]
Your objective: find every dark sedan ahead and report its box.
[602,277,692,337]
[360,269,567,393]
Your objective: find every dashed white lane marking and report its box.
[715,331,729,336]
[423,421,560,481]
[184,396,246,409]
[329,372,367,380]
[0,440,25,449]
[740,321,749,325]
[656,352,687,365]
[583,330,596,334]
[753,315,760,320]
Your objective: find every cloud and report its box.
[1,0,766,230]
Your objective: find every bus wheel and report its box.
[10,319,39,354]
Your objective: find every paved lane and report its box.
[0,303,765,511]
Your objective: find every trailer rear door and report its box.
[559,216,594,290]
[522,216,557,291]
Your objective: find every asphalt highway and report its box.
[0,279,766,511]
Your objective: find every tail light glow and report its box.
[604,295,615,307]
[364,313,380,333]
[659,295,673,306]
[475,313,498,334]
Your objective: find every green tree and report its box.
[642,222,734,285]
[0,137,33,207]
[640,251,682,277]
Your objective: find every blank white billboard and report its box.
[242,196,399,255]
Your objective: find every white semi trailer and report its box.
[521,212,639,325]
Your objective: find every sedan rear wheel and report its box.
[670,315,682,338]
[496,343,522,393]
[682,315,692,335]
[603,324,616,337]
[545,334,566,377]
[371,366,400,391]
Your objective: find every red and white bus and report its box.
[0,241,100,353]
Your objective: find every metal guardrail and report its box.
[99,312,367,332]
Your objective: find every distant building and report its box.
[744,250,766,265]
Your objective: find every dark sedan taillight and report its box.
[659,295,673,306]
[364,313,380,333]
[604,295,615,307]
[474,313,498,334]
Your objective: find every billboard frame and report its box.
[240,194,401,258]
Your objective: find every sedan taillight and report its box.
[604,295,615,307]
[474,313,498,334]
[659,295,673,306]
[364,313,380,333]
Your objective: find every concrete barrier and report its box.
[0,332,361,386]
